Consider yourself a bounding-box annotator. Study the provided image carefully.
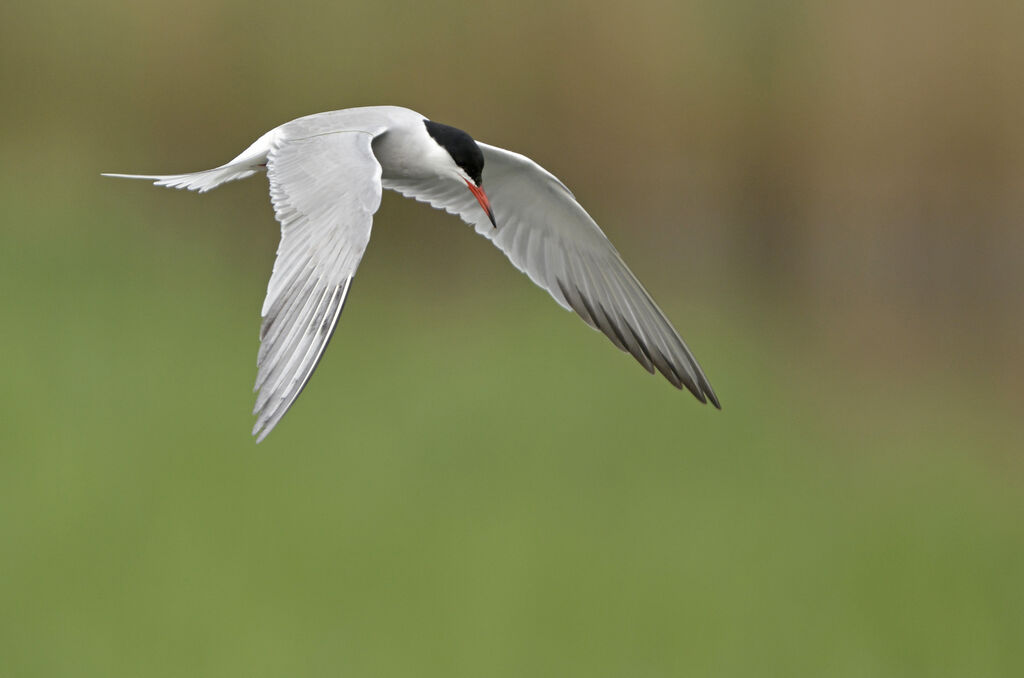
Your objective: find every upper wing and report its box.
[252,130,385,441]
[383,143,719,407]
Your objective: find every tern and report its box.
[105,106,719,441]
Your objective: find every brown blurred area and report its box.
[3,0,1022,391]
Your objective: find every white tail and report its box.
[102,163,263,193]
[103,128,277,193]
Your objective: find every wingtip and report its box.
[697,371,721,410]
[252,421,271,444]
[687,376,721,410]
[676,371,722,410]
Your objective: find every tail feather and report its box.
[102,163,262,193]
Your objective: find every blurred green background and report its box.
[2,0,1022,675]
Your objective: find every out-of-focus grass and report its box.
[0,182,1021,677]
[1,0,1021,673]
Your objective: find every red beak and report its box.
[465,180,496,228]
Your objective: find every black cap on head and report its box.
[423,119,485,186]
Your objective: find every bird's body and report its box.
[105,106,719,441]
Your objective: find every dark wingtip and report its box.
[678,367,722,410]
[697,369,721,409]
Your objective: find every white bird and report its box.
[105,106,719,441]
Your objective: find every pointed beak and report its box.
[465,180,496,228]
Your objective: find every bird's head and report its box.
[423,119,495,227]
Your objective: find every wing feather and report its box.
[252,128,385,441]
[383,143,719,407]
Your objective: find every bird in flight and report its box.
[105,106,719,441]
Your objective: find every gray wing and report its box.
[252,130,385,441]
[383,143,719,407]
